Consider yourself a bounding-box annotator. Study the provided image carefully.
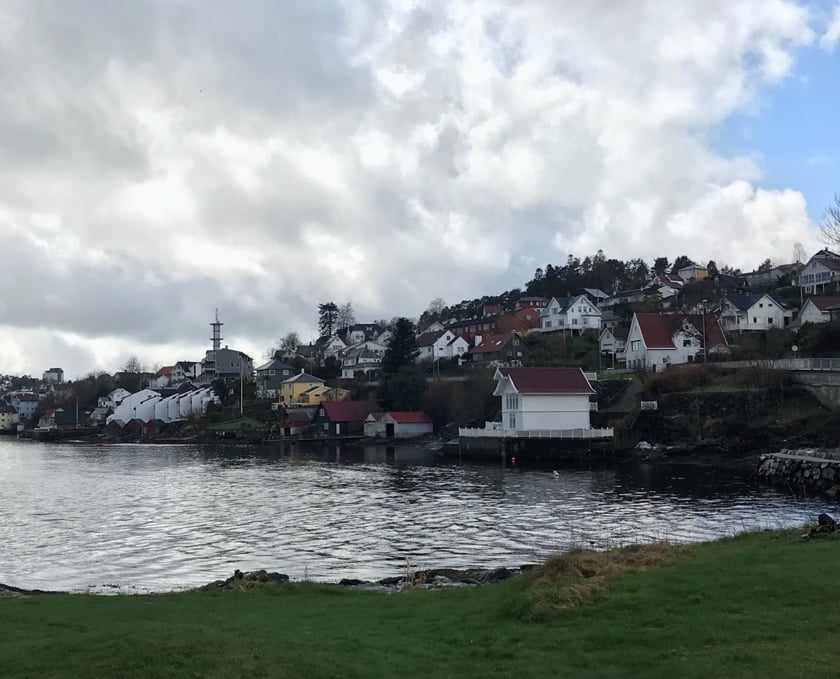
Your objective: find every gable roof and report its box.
[634,313,726,350]
[472,333,518,354]
[726,293,792,312]
[416,330,447,347]
[385,411,432,424]
[256,358,294,372]
[282,370,324,384]
[805,295,840,312]
[320,400,370,422]
[497,367,595,395]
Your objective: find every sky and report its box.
[1,0,839,379]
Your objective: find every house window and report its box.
[545,320,552,328]
[631,340,640,351]
[768,318,774,324]
[512,338,520,346]
[683,340,691,347]
[753,317,757,323]
[270,369,275,375]
[505,394,520,410]
[508,413,516,429]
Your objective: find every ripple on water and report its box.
[0,439,828,591]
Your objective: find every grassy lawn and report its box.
[205,417,266,431]
[3,529,839,678]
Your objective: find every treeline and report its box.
[421,251,744,327]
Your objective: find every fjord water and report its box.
[0,438,827,593]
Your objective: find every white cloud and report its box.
[820,2,840,48]
[0,0,827,376]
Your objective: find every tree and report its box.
[118,356,145,392]
[279,331,301,353]
[381,318,420,373]
[820,193,840,246]
[378,317,424,410]
[706,260,719,277]
[793,242,806,264]
[653,257,670,276]
[336,303,355,332]
[671,255,692,275]
[757,258,773,273]
[211,378,229,406]
[318,302,338,338]
[378,367,427,410]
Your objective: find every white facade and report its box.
[796,297,840,325]
[107,387,218,424]
[492,368,594,433]
[718,294,793,332]
[540,295,601,332]
[623,315,700,371]
[796,250,840,294]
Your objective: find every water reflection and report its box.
[0,438,828,593]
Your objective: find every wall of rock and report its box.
[756,452,840,498]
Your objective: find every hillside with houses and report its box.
[2,248,840,446]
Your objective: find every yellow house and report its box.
[279,370,325,406]
[298,385,351,407]
[0,404,20,431]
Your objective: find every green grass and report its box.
[3,530,840,678]
[205,417,266,431]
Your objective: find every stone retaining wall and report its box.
[756,452,840,498]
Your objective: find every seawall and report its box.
[756,451,840,498]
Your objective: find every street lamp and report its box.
[701,299,708,363]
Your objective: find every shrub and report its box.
[640,365,718,396]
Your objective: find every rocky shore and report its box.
[1,565,522,598]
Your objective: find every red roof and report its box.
[155,366,174,378]
[320,400,370,422]
[808,296,840,312]
[635,313,726,350]
[472,332,517,354]
[386,411,432,424]
[635,314,677,349]
[499,368,594,394]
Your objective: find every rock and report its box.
[339,578,367,586]
[378,576,402,586]
[818,513,838,531]
[477,567,514,584]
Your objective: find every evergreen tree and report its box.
[318,302,339,338]
[381,318,420,373]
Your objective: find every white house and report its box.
[340,345,384,379]
[796,249,840,294]
[794,296,840,326]
[415,330,470,362]
[172,361,200,383]
[540,295,602,333]
[624,313,727,371]
[364,411,433,438]
[97,387,131,409]
[718,293,794,332]
[493,367,595,432]
[598,326,628,364]
[346,323,384,344]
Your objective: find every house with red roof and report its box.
[793,296,840,326]
[492,367,596,431]
[364,411,433,438]
[470,332,528,366]
[314,400,371,436]
[624,313,727,371]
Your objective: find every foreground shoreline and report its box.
[3,529,840,678]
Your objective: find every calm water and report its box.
[0,437,829,593]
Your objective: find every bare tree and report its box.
[280,331,301,352]
[820,193,840,246]
[336,303,355,332]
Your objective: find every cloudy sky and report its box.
[1,0,839,378]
